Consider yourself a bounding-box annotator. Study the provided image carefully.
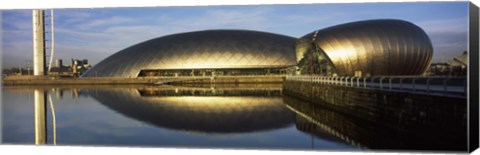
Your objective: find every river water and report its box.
[1,84,466,152]
[1,84,359,150]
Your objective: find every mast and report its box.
[47,9,55,73]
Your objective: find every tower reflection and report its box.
[33,89,47,144]
[33,89,57,145]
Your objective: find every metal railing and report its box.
[286,75,467,97]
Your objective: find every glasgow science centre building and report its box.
[82,19,433,78]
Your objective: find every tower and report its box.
[32,10,46,76]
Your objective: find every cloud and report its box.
[55,10,94,26]
[76,16,135,30]
[428,31,467,45]
[1,40,33,68]
[416,18,468,33]
[159,7,273,31]
[1,5,470,68]
[55,28,110,42]
[203,9,268,26]
[1,10,32,28]
[1,29,32,43]
[429,31,467,63]
[49,25,166,65]
[103,25,165,45]
[416,18,468,62]
[3,7,338,68]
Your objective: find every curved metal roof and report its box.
[82,30,297,77]
[300,19,433,76]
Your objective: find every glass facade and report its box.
[138,67,295,77]
[295,39,336,76]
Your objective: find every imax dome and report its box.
[82,30,297,77]
[299,19,433,76]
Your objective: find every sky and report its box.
[0,2,469,69]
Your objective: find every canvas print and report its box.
[1,1,476,153]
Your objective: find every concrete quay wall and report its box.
[2,77,156,85]
[2,76,285,85]
[282,80,467,147]
[284,95,467,150]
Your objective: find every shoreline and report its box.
[2,76,286,85]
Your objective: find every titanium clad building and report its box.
[298,19,433,76]
[82,30,297,77]
[83,19,433,78]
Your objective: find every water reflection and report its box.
[88,86,295,134]
[47,93,57,145]
[32,89,57,145]
[3,85,357,149]
[283,95,467,151]
[33,89,47,144]
[7,84,464,151]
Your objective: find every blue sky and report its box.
[1,2,469,68]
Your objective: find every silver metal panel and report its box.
[82,30,297,77]
[300,19,433,76]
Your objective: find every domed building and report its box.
[83,19,433,78]
[82,30,297,77]
[297,19,433,76]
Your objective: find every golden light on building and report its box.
[82,30,297,77]
[90,88,294,133]
[299,19,433,76]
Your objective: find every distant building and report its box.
[450,51,468,67]
[47,58,92,77]
[2,67,31,76]
[426,51,467,76]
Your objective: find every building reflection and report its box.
[294,114,365,149]
[88,87,295,134]
[283,95,467,151]
[33,89,47,144]
[33,89,57,145]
